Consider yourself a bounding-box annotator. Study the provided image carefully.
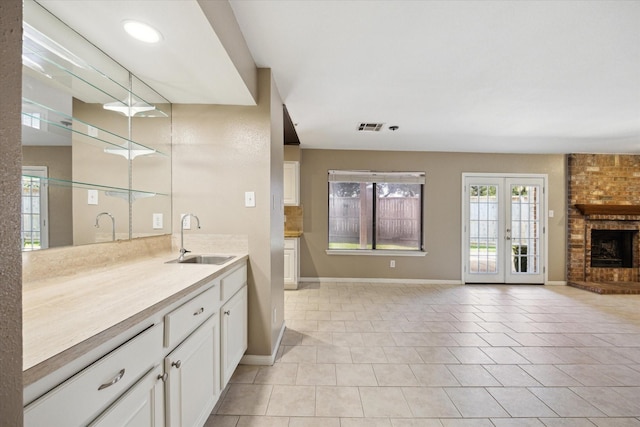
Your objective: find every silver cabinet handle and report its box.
[193,307,204,316]
[172,360,182,369]
[157,372,168,382]
[98,369,125,390]
[224,310,231,316]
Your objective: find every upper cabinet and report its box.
[283,161,300,206]
[21,0,172,250]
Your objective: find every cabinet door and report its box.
[89,365,165,427]
[283,161,300,206]
[221,286,248,388]
[284,248,294,285]
[165,315,220,427]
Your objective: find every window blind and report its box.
[328,170,425,185]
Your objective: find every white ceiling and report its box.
[36,0,640,154]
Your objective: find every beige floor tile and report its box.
[440,420,494,427]
[444,387,509,418]
[288,417,340,427]
[416,347,459,364]
[373,364,419,386]
[409,364,460,386]
[301,331,333,346]
[401,386,461,417]
[254,363,298,385]
[483,364,541,386]
[217,384,273,415]
[204,414,239,427]
[588,418,640,427]
[266,385,315,416]
[229,365,260,384]
[571,387,640,416]
[280,346,317,363]
[490,418,545,427]
[344,320,375,332]
[341,418,393,427]
[317,345,352,363]
[359,387,412,417]
[296,363,336,385]
[539,418,598,427]
[448,347,494,364]
[236,416,290,427]
[331,311,356,321]
[446,364,500,386]
[520,364,583,386]
[480,346,530,364]
[382,346,423,363]
[351,346,388,363]
[529,387,606,417]
[315,386,363,417]
[487,387,556,417]
[336,363,378,386]
[390,419,444,427]
[361,332,397,346]
[332,332,364,347]
[305,311,331,321]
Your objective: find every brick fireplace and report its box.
[568,154,640,283]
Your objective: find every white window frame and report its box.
[22,166,49,250]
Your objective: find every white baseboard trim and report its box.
[545,281,567,286]
[299,277,463,285]
[240,321,286,366]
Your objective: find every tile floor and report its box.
[206,282,640,427]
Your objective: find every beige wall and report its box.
[300,149,567,282]
[22,146,73,248]
[0,0,24,423]
[172,69,285,357]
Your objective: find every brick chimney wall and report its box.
[568,154,640,282]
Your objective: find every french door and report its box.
[463,174,546,284]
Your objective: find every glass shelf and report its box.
[24,175,169,200]
[22,98,168,158]
[22,28,169,118]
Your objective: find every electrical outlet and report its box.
[181,213,190,229]
[390,260,396,268]
[153,213,163,229]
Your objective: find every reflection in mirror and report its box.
[21,0,171,250]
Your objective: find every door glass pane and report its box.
[469,184,498,273]
[511,184,540,274]
[22,175,42,250]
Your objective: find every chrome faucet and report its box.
[179,213,201,260]
[95,212,115,242]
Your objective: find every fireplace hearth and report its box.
[591,229,636,268]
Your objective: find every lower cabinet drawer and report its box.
[164,283,220,348]
[220,264,247,301]
[24,322,164,427]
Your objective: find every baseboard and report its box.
[545,280,567,286]
[240,321,286,366]
[299,277,463,285]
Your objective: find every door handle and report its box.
[505,228,511,240]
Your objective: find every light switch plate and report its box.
[153,213,163,229]
[245,191,256,208]
[88,189,98,205]
[548,210,554,218]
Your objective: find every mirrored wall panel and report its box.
[21,0,172,250]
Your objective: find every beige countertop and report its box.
[23,252,248,385]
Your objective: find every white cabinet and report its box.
[284,238,299,289]
[165,314,220,427]
[221,285,247,388]
[24,260,247,427]
[283,161,300,206]
[24,323,164,427]
[89,365,165,427]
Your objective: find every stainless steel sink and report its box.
[166,255,236,265]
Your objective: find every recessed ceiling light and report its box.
[123,20,162,44]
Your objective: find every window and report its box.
[328,170,424,252]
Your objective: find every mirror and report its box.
[21,0,172,250]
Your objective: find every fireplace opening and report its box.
[590,229,636,268]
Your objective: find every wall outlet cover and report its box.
[181,213,190,229]
[153,213,163,229]
[245,191,256,208]
[87,189,98,205]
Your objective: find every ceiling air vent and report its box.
[357,123,384,132]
